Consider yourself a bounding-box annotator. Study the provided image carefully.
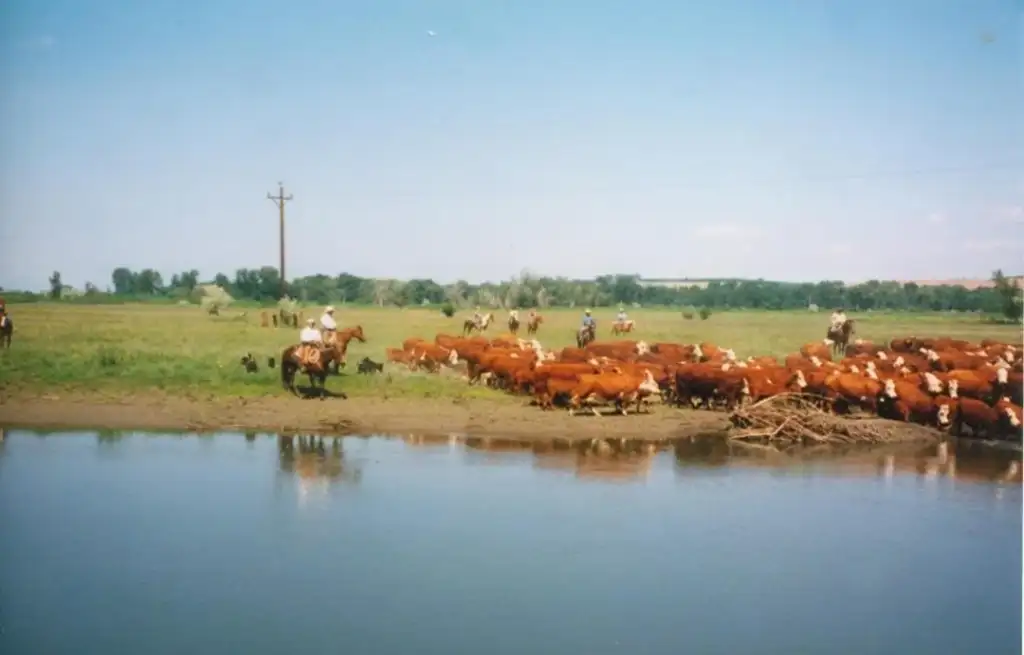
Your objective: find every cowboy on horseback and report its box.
[472,306,483,328]
[320,305,338,345]
[582,309,595,330]
[300,319,322,345]
[829,307,848,333]
[509,309,519,322]
[617,306,628,322]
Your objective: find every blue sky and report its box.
[1,0,1021,291]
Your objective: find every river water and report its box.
[0,431,1020,655]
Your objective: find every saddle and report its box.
[297,345,322,368]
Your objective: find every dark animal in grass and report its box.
[267,356,276,369]
[0,314,11,349]
[358,357,384,374]
[240,353,259,373]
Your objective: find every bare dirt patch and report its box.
[0,391,731,441]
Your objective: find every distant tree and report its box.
[992,269,1023,321]
[48,271,62,299]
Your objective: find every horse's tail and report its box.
[281,347,297,390]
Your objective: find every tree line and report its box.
[11,267,1023,320]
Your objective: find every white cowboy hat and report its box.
[325,306,335,313]
[584,308,591,314]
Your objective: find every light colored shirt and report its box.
[320,313,337,331]
[617,312,627,321]
[582,315,595,327]
[300,327,322,343]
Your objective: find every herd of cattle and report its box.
[385,333,1024,440]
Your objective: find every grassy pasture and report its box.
[0,303,1020,399]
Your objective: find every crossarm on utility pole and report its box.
[266,182,294,300]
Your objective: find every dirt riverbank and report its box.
[0,391,734,440]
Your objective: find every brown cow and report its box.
[569,370,661,416]
[878,379,955,429]
[799,339,834,361]
[951,397,1021,439]
[824,372,885,414]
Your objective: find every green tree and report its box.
[992,270,1023,321]
[48,271,62,299]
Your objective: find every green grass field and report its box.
[0,303,1020,399]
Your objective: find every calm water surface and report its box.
[0,432,1020,655]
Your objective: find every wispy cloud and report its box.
[693,224,760,239]
[24,35,56,50]
[965,239,1022,252]
[991,205,1024,224]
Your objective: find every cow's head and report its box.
[997,367,1009,384]
[883,379,898,398]
[926,349,940,363]
[447,349,459,366]
[638,371,660,395]
[865,367,879,380]
[723,348,736,362]
[935,400,953,428]
[692,344,704,361]
[636,341,651,356]
[923,372,943,395]
[877,351,889,361]
[893,356,904,367]
[947,379,959,398]
[809,356,822,368]
[1001,405,1022,428]
[792,370,808,390]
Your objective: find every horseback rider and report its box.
[509,308,519,322]
[617,306,628,323]
[472,306,483,326]
[581,308,595,332]
[830,307,848,333]
[300,319,322,345]
[320,305,338,345]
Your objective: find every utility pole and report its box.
[266,182,294,299]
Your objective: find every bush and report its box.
[682,305,696,320]
[682,311,694,320]
[440,303,455,318]
[699,307,712,320]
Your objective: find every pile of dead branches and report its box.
[728,393,939,447]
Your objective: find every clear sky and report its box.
[1,0,1022,291]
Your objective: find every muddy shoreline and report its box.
[0,392,735,440]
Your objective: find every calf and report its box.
[357,357,384,374]
[240,353,259,374]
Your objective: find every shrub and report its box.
[699,307,712,321]
[440,303,455,318]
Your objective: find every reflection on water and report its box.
[671,437,1023,485]
[0,430,1020,655]
[276,435,362,504]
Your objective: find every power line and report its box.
[266,182,294,300]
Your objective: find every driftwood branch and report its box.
[728,393,939,449]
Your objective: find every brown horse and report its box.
[611,320,635,336]
[280,342,346,399]
[576,323,597,348]
[526,314,544,335]
[0,313,11,349]
[508,314,521,335]
[462,313,494,336]
[326,325,367,373]
[826,320,855,358]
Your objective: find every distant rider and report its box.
[581,309,595,332]
[472,306,483,326]
[509,309,519,322]
[320,305,338,344]
[617,306,628,323]
[830,307,848,333]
